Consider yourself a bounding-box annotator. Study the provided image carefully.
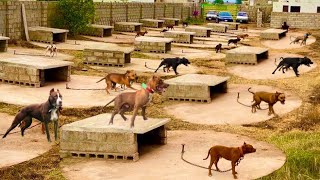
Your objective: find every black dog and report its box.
[182,21,188,27]
[272,57,313,77]
[154,57,190,75]
[228,37,241,46]
[2,88,62,142]
[215,43,222,53]
[160,29,168,33]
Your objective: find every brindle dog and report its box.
[290,33,311,46]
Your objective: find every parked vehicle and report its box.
[236,11,249,23]
[217,11,233,22]
[206,10,218,21]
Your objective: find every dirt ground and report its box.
[0,113,52,168]
[62,130,285,180]
[227,53,317,79]
[165,84,301,125]
[261,32,316,49]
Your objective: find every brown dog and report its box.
[203,142,256,179]
[237,34,249,39]
[248,87,285,116]
[136,30,148,37]
[290,33,311,46]
[96,70,138,94]
[166,24,174,30]
[239,26,248,31]
[104,75,169,128]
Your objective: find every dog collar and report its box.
[239,147,244,157]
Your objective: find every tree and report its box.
[236,0,242,4]
[214,0,224,4]
[53,0,95,36]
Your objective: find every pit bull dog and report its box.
[154,57,190,75]
[45,44,57,57]
[96,70,138,94]
[272,56,313,77]
[136,30,148,37]
[248,87,285,116]
[2,88,62,142]
[104,75,169,128]
[215,43,222,53]
[203,142,256,179]
[166,24,174,30]
[228,37,241,46]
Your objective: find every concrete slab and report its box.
[135,36,173,43]
[28,26,69,43]
[83,34,135,44]
[140,19,164,28]
[165,84,302,125]
[185,26,212,37]
[261,32,316,49]
[227,53,317,79]
[207,23,228,33]
[165,74,229,86]
[62,130,286,180]
[82,24,114,37]
[159,18,180,26]
[0,36,10,40]
[28,26,69,34]
[226,46,269,65]
[164,31,195,44]
[135,36,173,53]
[260,29,287,40]
[220,22,240,30]
[0,36,9,52]
[114,22,143,32]
[0,113,52,168]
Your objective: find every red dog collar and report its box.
[146,87,154,93]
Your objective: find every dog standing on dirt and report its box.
[228,37,241,46]
[136,30,148,37]
[182,21,188,27]
[2,88,62,142]
[154,57,190,75]
[203,142,256,179]
[290,33,311,46]
[248,87,285,116]
[215,43,222,53]
[104,75,169,128]
[166,24,174,30]
[272,56,313,77]
[160,29,168,33]
[96,70,138,94]
[237,34,249,39]
[45,44,57,57]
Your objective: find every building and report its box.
[273,0,320,13]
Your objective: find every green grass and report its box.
[260,131,320,180]
[184,17,206,25]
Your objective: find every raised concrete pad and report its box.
[185,26,212,37]
[28,26,69,44]
[62,130,286,180]
[261,32,316,49]
[135,36,173,53]
[159,18,180,26]
[0,36,9,52]
[226,46,269,65]
[260,29,287,40]
[60,113,170,161]
[220,22,240,30]
[207,23,228,33]
[82,24,113,37]
[140,19,164,28]
[0,113,52,168]
[227,53,317,79]
[114,22,142,32]
[164,31,195,44]
[83,34,135,44]
[164,74,229,103]
[165,84,302,125]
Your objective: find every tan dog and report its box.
[248,87,285,116]
[290,33,311,46]
[237,34,249,39]
[104,75,169,128]
[203,142,256,179]
[96,70,138,94]
[239,26,248,31]
[135,30,148,37]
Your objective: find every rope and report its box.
[145,62,157,71]
[14,50,46,57]
[65,83,126,92]
[180,144,243,173]
[0,122,41,136]
[237,93,268,110]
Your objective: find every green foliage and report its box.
[214,0,224,4]
[184,17,206,25]
[53,0,95,36]
[235,0,242,4]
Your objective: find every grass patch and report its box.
[131,52,158,60]
[184,17,206,25]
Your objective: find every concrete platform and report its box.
[28,26,69,44]
[62,130,286,180]
[220,22,240,30]
[164,74,229,103]
[134,36,173,53]
[164,31,195,44]
[227,53,317,79]
[140,19,164,28]
[82,24,113,37]
[159,18,180,26]
[0,113,52,168]
[0,36,9,52]
[207,23,228,33]
[185,26,212,37]
[0,56,73,87]
[165,84,302,125]
[114,22,143,32]
[60,113,170,161]
[260,29,287,40]
[83,44,134,67]
[261,32,316,49]
[225,46,269,65]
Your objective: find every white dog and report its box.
[45,44,57,57]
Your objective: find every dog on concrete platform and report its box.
[45,44,57,57]
[136,30,148,37]
[215,43,222,53]
[2,88,62,142]
[248,87,285,116]
[182,21,189,27]
[104,75,169,128]
[96,70,138,94]
[272,56,313,77]
[166,24,174,30]
[237,34,249,39]
[228,37,241,46]
[290,33,311,46]
[154,57,190,75]
[160,29,168,33]
[203,142,256,179]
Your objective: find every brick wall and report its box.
[127,3,141,22]
[164,3,174,18]
[0,1,6,36]
[141,3,154,19]
[239,4,273,23]
[270,12,320,29]
[155,3,165,19]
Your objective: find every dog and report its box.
[272,56,313,77]
[237,34,249,39]
[166,24,174,30]
[154,57,190,75]
[281,22,289,31]
[248,87,285,116]
[290,33,311,46]
[160,29,168,33]
[239,26,248,31]
[45,44,57,57]
[215,43,222,53]
[19,119,45,134]
[104,75,169,128]
[228,37,241,46]
[96,70,138,94]
[203,142,256,179]
[2,88,62,142]
[182,21,188,27]
[136,30,148,37]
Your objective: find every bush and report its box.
[53,0,95,36]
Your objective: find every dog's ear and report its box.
[50,88,54,94]
[243,142,246,145]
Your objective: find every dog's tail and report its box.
[248,87,255,95]
[104,98,116,107]
[274,57,283,66]
[96,76,107,83]
[203,148,211,160]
